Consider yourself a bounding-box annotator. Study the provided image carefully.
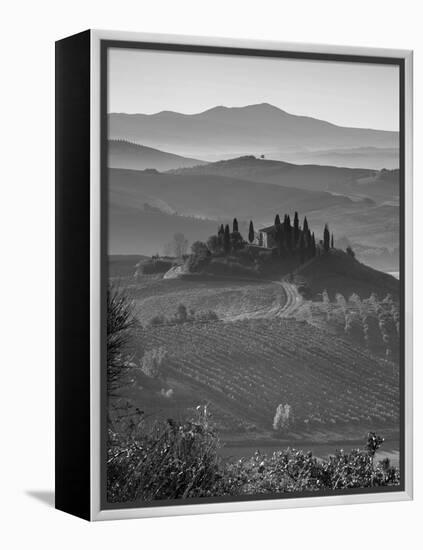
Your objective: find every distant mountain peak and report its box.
[199,102,285,116]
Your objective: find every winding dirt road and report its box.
[223,279,302,322]
[276,280,303,318]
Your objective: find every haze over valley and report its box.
[107,106,400,272]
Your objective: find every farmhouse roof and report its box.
[258,225,276,233]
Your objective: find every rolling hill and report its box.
[170,156,399,205]
[108,165,399,270]
[109,103,398,167]
[282,146,399,170]
[294,249,399,300]
[108,140,206,171]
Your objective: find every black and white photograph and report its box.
[104,43,404,507]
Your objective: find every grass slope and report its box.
[295,249,399,300]
[130,277,288,325]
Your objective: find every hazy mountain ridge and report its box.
[109,103,399,165]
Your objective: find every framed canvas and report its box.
[55,29,413,521]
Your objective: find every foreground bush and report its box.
[108,406,223,502]
[107,407,399,503]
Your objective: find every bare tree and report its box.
[164,232,188,257]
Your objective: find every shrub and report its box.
[149,314,167,326]
[107,406,223,502]
[141,259,173,274]
[273,404,294,431]
[140,347,167,378]
[346,246,356,258]
[195,310,219,323]
[186,241,211,272]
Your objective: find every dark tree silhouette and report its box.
[248,220,255,243]
[217,224,225,249]
[331,233,334,249]
[323,224,330,252]
[303,216,309,235]
[311,232,316,257]
[293,211,299,245]
[346,245,355,258]
[284,215,292,250]
[233,218,239,233]
[224,224,231,254]
[299,231,305,263]
[274,214,282,253]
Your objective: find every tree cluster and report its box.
[188,213,337,271]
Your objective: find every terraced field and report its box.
[136,318,400,435]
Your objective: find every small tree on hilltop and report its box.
[346,245,355,258]
[331,233,334,249]
[232,218,239,233]
[248,220,255,244]
[323,224,330,252]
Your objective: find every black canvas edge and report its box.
[55,29,91,521]
[98,40,406,512]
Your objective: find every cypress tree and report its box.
[299,231,305,263]
[233,218,239,233]
[248,220,255,244]
[331,233,334,249]
[274,214,282,253]
[311,232,316,257]
[293,211,299,245]
[224,224,231,254]
[323,224,330,252]
[217,224,224,249]
[303,216,309,235]
[285,215,292,250]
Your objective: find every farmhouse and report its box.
[257,225,278,249]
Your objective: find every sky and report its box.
[108,47,399,131]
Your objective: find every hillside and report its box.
[108,202,220,256]
[295,249,400,300]
[283,146,399,170]
[108,103,398,166]
[170,155,399,205]
[108,166,399,270]
[108,140,206,171]
[109,166,357,220]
